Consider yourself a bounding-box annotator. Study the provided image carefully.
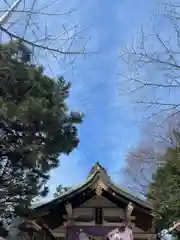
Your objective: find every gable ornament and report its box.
[93,180,108,196]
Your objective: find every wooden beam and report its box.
[63,202,79,226]
[65,203,72,216]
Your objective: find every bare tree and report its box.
[122,143,158,198]
[122,115,180,198]
[0,0,92,73]
[119,1,180,118]
[120,2,180,198]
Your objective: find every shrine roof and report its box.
[32,162,152,212]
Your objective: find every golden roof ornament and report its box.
[94,180,108,196]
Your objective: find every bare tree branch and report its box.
[0,8,77,16]
[119,3,180,118]
[0,25,87,55]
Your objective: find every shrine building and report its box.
[9,162,156,240]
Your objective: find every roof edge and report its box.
[31,169,100,211]
[107,180,152,210]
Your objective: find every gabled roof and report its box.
[33,162,151,212]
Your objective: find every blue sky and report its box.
[1,0,159,200]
